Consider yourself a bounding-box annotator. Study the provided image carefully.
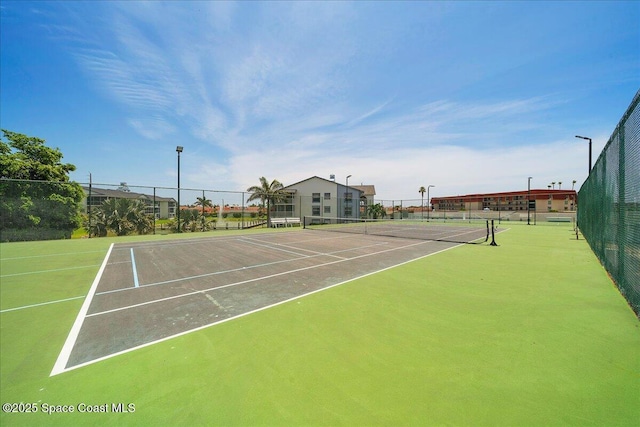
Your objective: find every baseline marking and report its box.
[50,243,115,377]
[54,242,463,375]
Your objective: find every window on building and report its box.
[312,206,321,216]
[324,206,331,214]
[324,193,331,200]
[312,193,320,203]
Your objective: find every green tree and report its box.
[366,203,386,219]
[82,210,108,237]
[246,177,286,227]
[92,198,153,236]
[184,209,200,232]
[194,196,213,231]
[0,130,84,241]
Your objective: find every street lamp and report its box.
[527,177,532,225]
[427,185,435,221]
[345,175,352,218]
[176,146,183,233]
[575,135,592,175]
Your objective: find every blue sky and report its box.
[1,1,638,202]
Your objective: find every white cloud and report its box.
[227,136,594,201]
[47,1,631,199]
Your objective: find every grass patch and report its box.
[1,224,638,426]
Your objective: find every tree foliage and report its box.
[366,203,386,219]
[246,177,286,226]
[0,130,83,241]
[84,198,154,237]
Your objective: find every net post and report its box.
[490,220,498,246]
[485,220,489,242]
[303,216,306,229]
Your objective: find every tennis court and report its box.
[53,224,495,374]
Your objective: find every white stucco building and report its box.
[275,176,376,220]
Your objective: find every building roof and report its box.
[284,175,376,196]
[352,185,376,196]
[283,175,342,189]
[82,186,176,202]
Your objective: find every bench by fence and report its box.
[270,218,301,228]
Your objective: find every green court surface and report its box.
[1,224,638,426]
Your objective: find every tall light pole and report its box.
[575,135,592,175]
[527,177,532,225]
[345,175,352,218]
[427,185,435,221]
[176,146,183,233]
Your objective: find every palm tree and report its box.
[246,177,286,227]
[418,186,426,220]
[572,180,577,190]
[83,210,107,237]
[551,181,556,190]
[194,196,213,212]
[558,181,562,190]
[97,198,153,236]
[366,203,386,219]
[194,196,213,231]
[130,200,154,235]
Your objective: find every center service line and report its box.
[130,248,140,288]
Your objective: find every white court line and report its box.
[50,243,115,377]
[0,295,85,313]
[130,248,140,288]
[53,241,463,375]
[1,264,102,278]
[94,240,388,296]
[239,236,349,259]
[0,250,106,261]
[238,237,313,257]
[86,239,431,318]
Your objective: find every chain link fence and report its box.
[0,179,264,241]
[578,90,640,316]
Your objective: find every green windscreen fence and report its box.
[578,90,640,316]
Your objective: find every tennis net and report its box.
[303,216,492,244]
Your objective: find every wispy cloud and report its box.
[25,1,635,196]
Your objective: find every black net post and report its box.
[490,220,498,246]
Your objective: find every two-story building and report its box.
[276,176,376,220]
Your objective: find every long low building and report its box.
[82,186,177,219]
[432,189,577,212]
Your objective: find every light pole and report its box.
[575,135,592,175]
[427,185,435,221]
[176,146,183,233]
[527,177,532,225]
[345,175,352,218]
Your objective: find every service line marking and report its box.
[86,239,432,318]
[53,240,463,376]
